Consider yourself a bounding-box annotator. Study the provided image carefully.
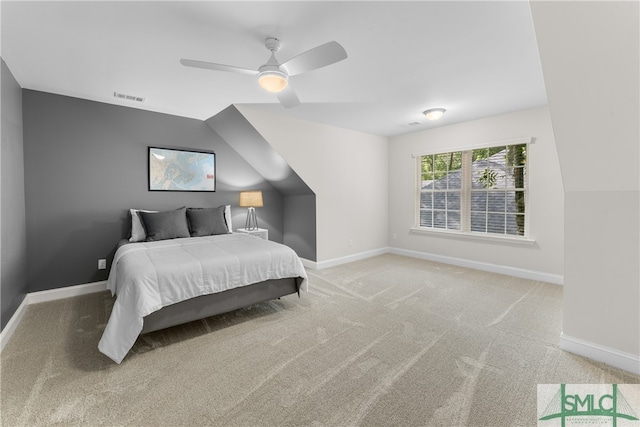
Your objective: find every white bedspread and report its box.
[98,233,307,363]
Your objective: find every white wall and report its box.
[237,106,389,264]
[531,0,639,370]
[388,107,563,282]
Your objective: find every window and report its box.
[417,139,529,237]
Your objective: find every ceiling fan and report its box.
[180,37,348,108]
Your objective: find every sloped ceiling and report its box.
[206,105,313,196]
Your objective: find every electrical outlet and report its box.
[98,259,107,270]
[348,239,353,247]
[392,233,397,240]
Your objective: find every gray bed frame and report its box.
[141,277,302,334]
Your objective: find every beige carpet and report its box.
[1,254,638,426]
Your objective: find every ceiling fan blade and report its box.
[276,85,300,108]
[281,41,347,76]
[180,59,258,76]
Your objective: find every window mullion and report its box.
[461,150,471,232]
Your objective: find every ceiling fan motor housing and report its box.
[264,37,282,52]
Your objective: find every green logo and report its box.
[539,384,639,427]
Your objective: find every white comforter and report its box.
[98,233,308,363]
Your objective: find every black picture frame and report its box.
[148,146,216,192]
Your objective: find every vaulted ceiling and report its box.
[1,1,547,137]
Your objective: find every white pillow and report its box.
[224,205,232,232]
[129,209,157,242]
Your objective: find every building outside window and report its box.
[417,139,529,238]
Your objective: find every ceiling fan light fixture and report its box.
[258,70,288,93]
[424,108,446,121]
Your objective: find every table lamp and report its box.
[239,191,263,231]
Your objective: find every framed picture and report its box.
[148,147,216,192]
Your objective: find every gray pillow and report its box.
[128,209,157,242]
[139,207,190,241]
[187,206,229,237]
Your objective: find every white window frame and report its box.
[411,137,534,244]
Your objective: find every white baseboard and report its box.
[308,246,563,285]
[27,281,107,304]
[0,296,29,353]
[0,281,108,353]
[560,334,640,375]
[299,258,317,270]
[313,248,389,270]
[388,247,564,285]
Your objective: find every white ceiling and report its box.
[1,1,547,137]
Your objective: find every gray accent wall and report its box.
[1,58,28,330]
[22,90,286,292]
[206,106,317,260]
[283,195,316,261]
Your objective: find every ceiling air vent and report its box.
[407,121,422,126]
[113,92,145,103]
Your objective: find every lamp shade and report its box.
[239,191,264,208]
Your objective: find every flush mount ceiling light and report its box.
[423,108,446,121]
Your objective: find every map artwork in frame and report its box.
[148,147,216,192]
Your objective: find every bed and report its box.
[98,206,308,364]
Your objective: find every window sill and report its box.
[409,227,536,245]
